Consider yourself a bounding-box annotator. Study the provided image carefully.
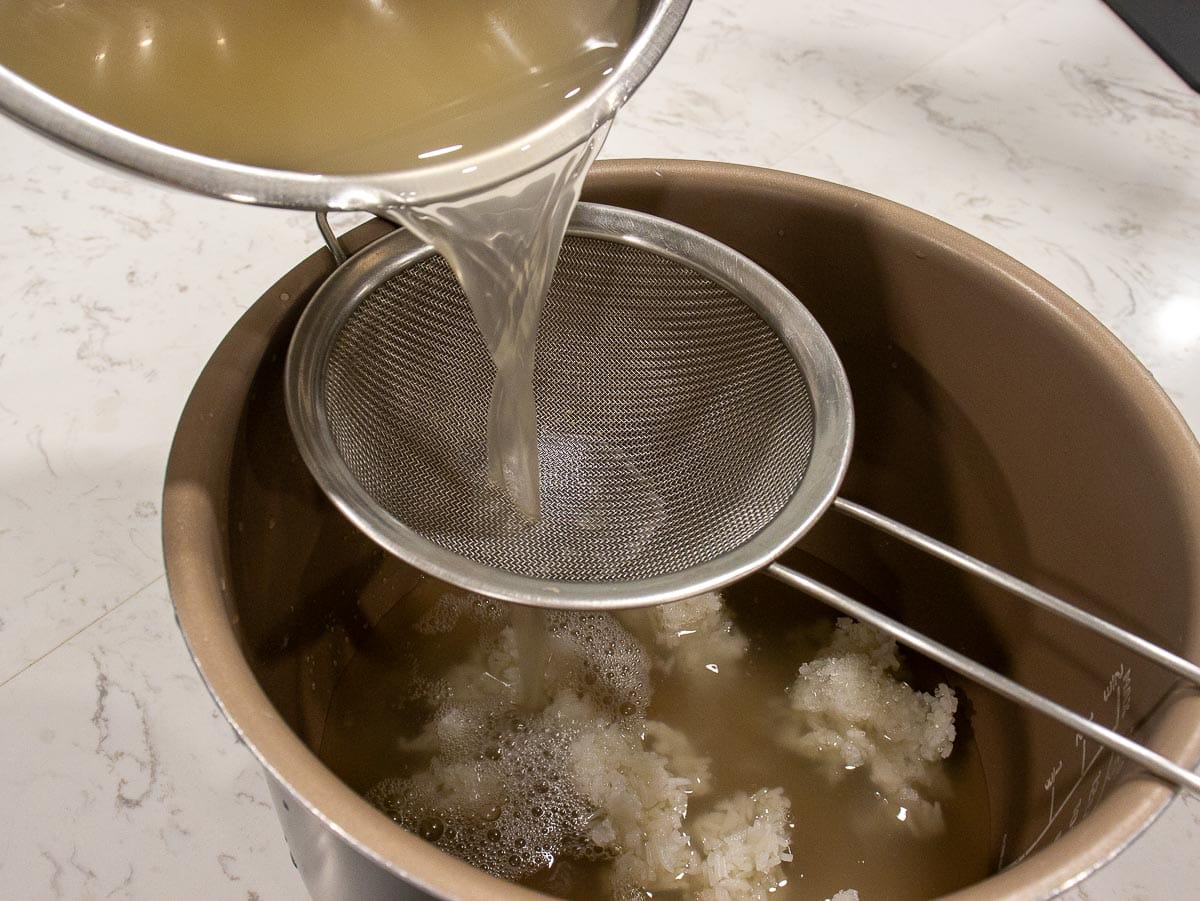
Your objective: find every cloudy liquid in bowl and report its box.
[318,572,994,900]
[0,0,637,173]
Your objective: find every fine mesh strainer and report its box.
[285,202,1200,795]
[286,203,853,609]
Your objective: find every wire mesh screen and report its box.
[322,235,815,583]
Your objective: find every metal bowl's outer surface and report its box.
[163,160,1200,901]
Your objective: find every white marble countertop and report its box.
[1,0,1198,898]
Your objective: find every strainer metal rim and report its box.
[284,202,854,608]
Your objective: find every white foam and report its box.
[413,588,504,635]
[369,607,661,883]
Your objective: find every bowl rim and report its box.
[0,2,691,211]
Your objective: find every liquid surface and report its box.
[0,0,636,173]
[319,573,994,900]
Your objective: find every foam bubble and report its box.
[414,589,505,635]
[365,603,670,884]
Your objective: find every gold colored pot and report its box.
[164,161,1200,900]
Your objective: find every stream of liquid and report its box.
[387,128,608,519]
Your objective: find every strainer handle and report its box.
[767,561,1200,797]
[832,498,1200,687]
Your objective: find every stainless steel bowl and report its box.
[0,1,690,210]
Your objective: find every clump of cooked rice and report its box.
[569,718,697,891]
[369,594,796,896]
[619,591,748,676]
[368,594,958,898]
[780,617,957,835]
[368,682,608,880]
[688,788,793,901]
[645,720,713,797]
[368,609,658,881]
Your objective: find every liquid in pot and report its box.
[318,572,994,900]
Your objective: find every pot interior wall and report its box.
[581,162,1200,870]
[212,162,1200,897]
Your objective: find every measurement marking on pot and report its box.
[1013,664,1133,864]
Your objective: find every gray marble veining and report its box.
[1,0,1198,898]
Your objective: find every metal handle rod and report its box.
[315,211,349,266]
[832,497,1200,687]
[767,562,1200,796]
